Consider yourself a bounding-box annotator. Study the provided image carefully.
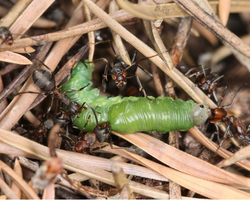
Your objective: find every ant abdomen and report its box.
[32,69,56,92]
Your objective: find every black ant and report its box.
[227,116,250,144]
[180,65,231,104]
[102,51,153,97]
[62,114,105,153]
[20,109,71,144]
[206,84,250,148]
[19,61,89,117]
[92,40,153,97]
[0,26,13,45]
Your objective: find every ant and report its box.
[102,51,153,97]
[93,40,153,97]
[19,61,89,118]
[19,109,71,144]
[0,26,13,45]
[73,132,98,153]
[228,116,250,144]
[180,65,231,104]
[62,113,107,153]
[206,84,250,148]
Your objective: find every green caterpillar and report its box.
[62,61,210,133]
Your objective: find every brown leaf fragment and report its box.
[0,51,32,65]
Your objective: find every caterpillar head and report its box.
[191,104,211,125]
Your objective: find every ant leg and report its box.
[216,124,231,152]
[128,74,150,100]
[108,134,114,149]
[63,83,90,94]
[101,58,111,92]
[212,90,219,105]
[219,83,246,109]
[134,63,153,78]
[78,115,91,138]
[184,68,198,78]
[210,124,220,141]
[185,66,210,78]
[247,125,250,132]
[44,96,54,117]
[200,65,210,78]
[124,51,153,78]
[80,102,87,111]
[58,75,73,89]
[130,50,137,64]
[217,85,229,106]
[25,51,52,72]
[84,57,110,92]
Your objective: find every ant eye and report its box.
[200,105,204,108]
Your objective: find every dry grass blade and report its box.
[0,51,32,65]
[0,177,18,199]
[0,132,168,182]
[116,0,189,19]
[112,163,135,199]
[218,145,250,168]
[170,17,192,66]
[210,34,250,65]
[0,0,33,27]
[0,160,39,199]
[0,10,135,52]
[109,0,131,65]
[102,144,250,199]
[0,129,169,199]
[83,3,95,62]
[33,18,57,28]
[188,127,250,171]
[173,0,250,58]
[112,131,250,187]
[219,0,231,26]
[42,183,55,200]
[9,0,55,36]
[116,0,250,20]
[150,20,174,69]
[11,159,22,198]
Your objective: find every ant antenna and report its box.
[200,65,207,77]
[219,83,247,109]
[78,115,91,137]
[85,103,100,125]
[25,49,51,71]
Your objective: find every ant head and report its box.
[94,122,111,143]
[111,67,127,88]
[67,102,81,115]
[53,111,70,127]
